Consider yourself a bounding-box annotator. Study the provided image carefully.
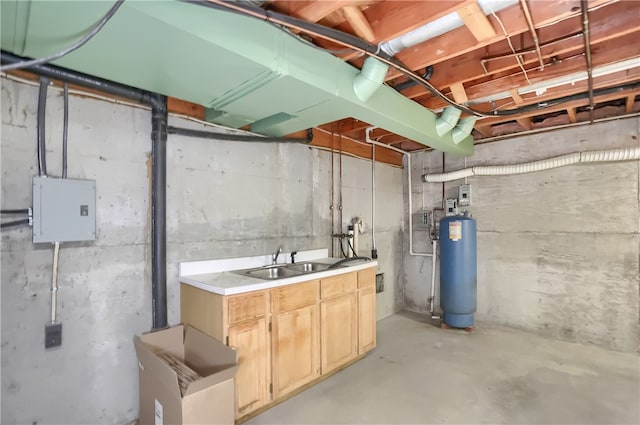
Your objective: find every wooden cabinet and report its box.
[319,273,358,374]
[270,281,320,398]
[358,268,377,354]
[228,317,270,417]
[180,265,376,421]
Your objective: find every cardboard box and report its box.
[134,325,237,425]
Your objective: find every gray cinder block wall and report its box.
[0,77,403,424]
[404,117,640,353]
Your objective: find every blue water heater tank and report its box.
[439,216,477,328]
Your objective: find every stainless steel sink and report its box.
[286,262,331,273]
[241,266,296,280]
[233,262,333,280]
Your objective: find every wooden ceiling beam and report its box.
[400,1,639,98]
[476,87,640,127]
[386,0,612,80]
[341,5,376,42]
[287,127,404,166]
[415,35,640,109]
[271,0,361,23]
[457,1,497,41]
[317,0,475,60]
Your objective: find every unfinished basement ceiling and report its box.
[2,0,639,163]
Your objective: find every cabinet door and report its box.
[271,304,319,398]
[227,318,270,417]
[358,285,377,354]
[320,292,358,374]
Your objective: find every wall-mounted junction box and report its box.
[445,198,458,216]
[458,184,471,206]
[32,177,96,243]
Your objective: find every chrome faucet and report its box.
[272,246,283,265]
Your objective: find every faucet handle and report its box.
[290,251,298,264]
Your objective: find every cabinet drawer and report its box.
[320,273,357,299]
[226,291,267,324]
[272,280,319,314]
[357,267,376,289]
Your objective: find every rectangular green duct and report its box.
[0,0,474,155]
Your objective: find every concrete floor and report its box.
[247,313,640,425]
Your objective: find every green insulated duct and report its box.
[0,0,474,155]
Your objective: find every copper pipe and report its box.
[330,129,335,257]
[519,0,544,71]
[581,0,595,123]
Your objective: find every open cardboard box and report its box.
[134,325,237,425]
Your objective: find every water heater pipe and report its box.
[365,128,433,258]
[422,147,640,182]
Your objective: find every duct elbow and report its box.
[435,106,462,136]
[451,117,477,144]
[353,57,389,102]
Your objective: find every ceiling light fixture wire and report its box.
[487,3,532,85]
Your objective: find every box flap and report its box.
[184,326,237,371]
[139,325,185,360]
[183,365,237,397]
[183,326,238,397]
[134,336,182,400]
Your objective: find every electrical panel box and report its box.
[445,198,458,216]
[32,177,96,243]
[458,184,472,206]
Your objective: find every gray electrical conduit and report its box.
[364,128,439,315]
[422,147,640,182]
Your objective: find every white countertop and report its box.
[180,256,377,295]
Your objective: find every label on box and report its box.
[449,221,462,241]
[154,399,163,425]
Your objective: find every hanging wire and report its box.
[1,0,125,72]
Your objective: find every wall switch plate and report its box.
[376,273,384,293]
[45,322,62,349]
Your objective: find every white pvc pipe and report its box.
[423,147,640,182]
[50,242,60,323]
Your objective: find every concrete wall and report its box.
[404,117,640,353]
[0,77,404,424]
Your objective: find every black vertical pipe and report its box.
[150,94,168,330]
[1,52,170,331]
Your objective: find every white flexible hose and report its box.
[423,147,640,182]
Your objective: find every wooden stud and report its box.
[626,95,636,113]
[567,107,578,123]
[341,6,376,42]
[449,82,469,103]
[510,89,524,105]
[474,125,493,138]
[457,1,497,41]
[516,117,533,130]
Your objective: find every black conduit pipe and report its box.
[37,76,49,176]
[1,51,168,330]
[151,94,168,330]
[167,126,313,144]
[1,219,30,229]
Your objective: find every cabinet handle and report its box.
[226,336,229,346]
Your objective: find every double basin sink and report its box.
[233,260,356,281]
